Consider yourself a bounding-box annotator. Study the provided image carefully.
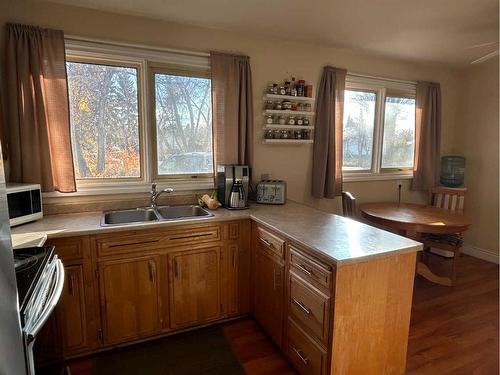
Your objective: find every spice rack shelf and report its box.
[264,94,315,102]
[263,139,314,144]
[264,109,314,116]
[263,124,315,130]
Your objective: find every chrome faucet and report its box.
[150,183,174,208]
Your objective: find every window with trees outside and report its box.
[65,41,214,192]
[342,75,416,180]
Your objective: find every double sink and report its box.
[101,205,213,226]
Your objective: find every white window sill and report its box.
[343,172,413,183]
[43,179,214,198]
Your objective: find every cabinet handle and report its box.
[148,261,156,282]
[296,263,312,276]
[292,298,311,315]
[259,238,274,248]
[68,274,75,296]
[170,233,212,241]
[292,347,309,365]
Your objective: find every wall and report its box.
[456,58,499,257]
[0,0,465,213]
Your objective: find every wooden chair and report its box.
[342,192,356,218]
[422,186,468,284]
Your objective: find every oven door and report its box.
[22,256,64,374]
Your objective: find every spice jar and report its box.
[278,116,286,125]
[273,130,282,139]
[265,100,274,110]
[264,130,274,139]
[281,130,289,139]
[285,81,291,96]
[282,100,292,110]
[305,103,312,112]
[294,130,303,139]
[303,118,310,126]
[279,86,286,95]
[306,85,313,98]
[272,84,278,95]
[288,116,296,125]
[297,80,305,96]
[297,102,304,112]
[274,102,283,110]
[291,102,297,111]
[302,130,311,139]
[267,83,274,94]
[265,115,274,124]
[297,117,304,126]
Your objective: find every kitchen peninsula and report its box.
[11,201,422,375]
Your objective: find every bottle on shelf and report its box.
[291,77,297,96]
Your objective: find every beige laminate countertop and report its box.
[10,201,422,265]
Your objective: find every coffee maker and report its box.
[216,165,250,209]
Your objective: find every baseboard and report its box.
[461,244,499,264]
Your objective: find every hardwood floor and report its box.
[54,255,498,375]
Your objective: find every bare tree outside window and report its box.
[67,62,141,179]
[154,73,213,175]
[342,90,376,170]
[382,97,415,168]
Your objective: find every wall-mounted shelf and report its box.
[263,139,314,144]
[264,109,314,116]
[263,124,315,130]
[264,94,315,102]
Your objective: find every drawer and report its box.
[289,246,333,290]
[286,319,327,375]
[48,237,88,261]
[96,225,221,257]
[256,226,285,259]
[289,273,331,344]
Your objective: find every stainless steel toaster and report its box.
[256,180,287,205]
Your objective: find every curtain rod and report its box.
[64,34,210,58]
[348,72,417,85]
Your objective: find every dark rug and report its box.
[93,326,245,375]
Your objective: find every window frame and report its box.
[53,39,214,197]
[149,63,214,183]
[342,75,416,182]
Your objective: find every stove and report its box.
[13,246,64,375]
[14,246,55,318]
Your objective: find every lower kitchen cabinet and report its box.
[57,265,88,353]
[98,255,162,345]
[253,247,285,347]
[169,246,221,328]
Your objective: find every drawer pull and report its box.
[292,298,311,315]
[259,238,274,248]
[292,347,309,365]
[109,239,158,248]
[170,232,213,241]
[148,261,156,283]
[296,263,312,276]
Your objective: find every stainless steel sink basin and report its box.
[102,208,159,226]
[156,205,213,220]
[101,205,213,226]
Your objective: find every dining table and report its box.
[360,202,472,286]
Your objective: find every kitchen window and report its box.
[63,39,213,195]
[342,75,416,181]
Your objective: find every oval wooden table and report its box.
[360,202,472,286]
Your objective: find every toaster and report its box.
[256,180,287,205]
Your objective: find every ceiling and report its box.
[45,0,499,66]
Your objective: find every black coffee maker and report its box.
[216,165,250,209]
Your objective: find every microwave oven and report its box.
[6,183,43,226]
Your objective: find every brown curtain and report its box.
[312,66,347,199]
[210,51,253,167]
[4,23,76,192]
[411,81,441,192]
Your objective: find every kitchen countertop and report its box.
[10,201,422,265]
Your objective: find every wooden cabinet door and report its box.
[253,248,285,347]
[99,256,161,345]
[57,265,88,354]
[169,247,221,328]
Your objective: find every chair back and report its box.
[430,186,467,213]
[342,192,356,218]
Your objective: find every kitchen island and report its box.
[11,201,421,375]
